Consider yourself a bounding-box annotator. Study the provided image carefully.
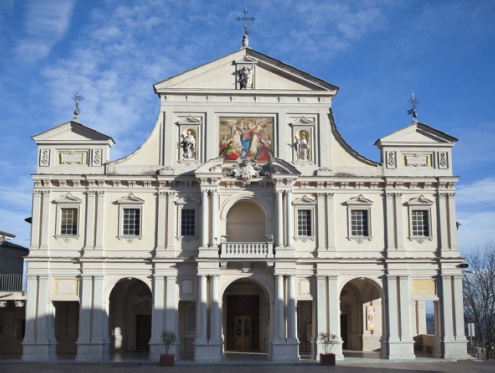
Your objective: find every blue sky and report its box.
[0,0,494,253]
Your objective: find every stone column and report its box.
[149,275,165,359]
[197,275,208,343]
[285,190,293,248]
[328,276,343,360]
[286,275,297,340]
[91,276,110,358]
[276,190,284,248]
[395,193,405,251]
[166,192,176,251]
[165,275,179,355]
[95,191,105,250]
[315,276,328,357]
[155,192,166,252]
[210,190,218,247]
[438,193,449,254]
[276,275,285,339]
[385,192,395,252]
[448,275,469,358]
[39,191,50,250]
[316,193,326,251]
[84,190,96,251]
[398,276,414,355]
[22,275,56,360]
[325,193,336,253]
[76,275,93,358]
[201,190,209,248]
[30,191,42,249]
[447,193,459,252]
[210,275,221,342]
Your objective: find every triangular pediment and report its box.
[154,48,339,93]
[54,192,83,204]
[32,121,115,145]
[375,122,457,148]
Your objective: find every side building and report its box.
[24,46,468,362]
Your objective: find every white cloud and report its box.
[0,208,31,246]
[457,177,495,206]
[457,211,495,255]
[15,0,76,63]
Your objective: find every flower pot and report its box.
[159,353,175,366]
[320,353,336,365]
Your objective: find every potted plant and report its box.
[159,331,177,366]
[319,332,338,365]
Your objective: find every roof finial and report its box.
[407,93,419,123]
[237,8,255,48]
[71,92,84,121]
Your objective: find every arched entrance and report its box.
[109,278,152,356]
[226,200,266,242]
[340,278,383,354]
[223,278,270,353]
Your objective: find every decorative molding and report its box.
[92,149,102,166]
[40,149,50,167]
[345,194,373,206]
[54,192,83,204]
[347,236,372,243]
[407,195,434,206]
[115,193,145,205]
[292,195,316,205]
[386,151,396,169]
[438,151,449,169]
[175,195,201,206]
[223,158,269,181]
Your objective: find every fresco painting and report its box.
[219,117,274,162]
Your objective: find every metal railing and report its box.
[220,241,274,258]
[0,274,24,292]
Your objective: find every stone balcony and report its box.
[219,236,274,259]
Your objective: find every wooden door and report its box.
[136,315,151,351]
[234,315,252,350]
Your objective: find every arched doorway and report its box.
[223,278,270,354]
[340,278,383,353]
[109,278,152,356]
[226,200,266,242]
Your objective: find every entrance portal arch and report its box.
[108,278,152,355]
[222,278,271,353]
[340,278,383,353]
[226,200,267,242]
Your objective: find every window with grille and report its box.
[60,208,78,235]
[123,208,140,236]
[351,210,369,236]
[412,210,429,236]
[297,209,312,236]
[181,209,196,236]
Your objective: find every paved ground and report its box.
[1,360,495,373]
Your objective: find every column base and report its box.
[194,340,223,363]
[384,339,415,359]
[22,340,57,361]
[75,341,111,361]
[270,338,299,363]
[433,338,469,359]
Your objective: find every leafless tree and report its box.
[463,242,495,351]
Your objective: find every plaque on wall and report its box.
[402,153,432,167]
[58,151,88,165]
[219,117,273,162]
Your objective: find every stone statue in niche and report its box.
[238,66,253,89]
[180,130,196,160]
[295,131,310,161]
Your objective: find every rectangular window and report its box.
[412,210,429,236]
[181,209,196,236]
[351,210,369,236]
[123,208,140,236]
[297,210,312,236]
[60,208,78,235]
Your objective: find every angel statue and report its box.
[295,132,310,160]
[180,130,196,160]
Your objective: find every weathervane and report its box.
[71,92,84,121]
[407,93,419,122]
[237,8,255,47]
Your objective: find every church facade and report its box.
[23,45,468,362]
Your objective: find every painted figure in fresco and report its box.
[254,134,272,162]
[220,134,240,160]
[180,130,196,160]
[295,131,310,160]
[238,66,253,89]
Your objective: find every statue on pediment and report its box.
[180,130,196,160]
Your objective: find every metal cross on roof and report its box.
[237,8,255,35]
[407,93,419,122]
[71,92,84,121]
